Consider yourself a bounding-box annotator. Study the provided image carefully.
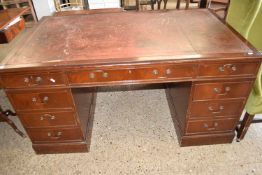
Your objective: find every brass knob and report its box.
[225,86,231,92]
[166,69,172,75]
[214,122,218,127]
[218,66,224,72]
[43,96,49,103]
[24,77,30,83]
[57,132,62,136]
[89,73,95,79]
[231,66,237,71]
[103,72,108,78]
[47,132,51,137]
[32,97,37,102]
[152,69,158,75]
[213,88,220,93]
[35,76,42,83]
[204,123,209,128]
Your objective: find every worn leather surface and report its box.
[226,0,262,114]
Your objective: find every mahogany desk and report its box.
[0,9,261,154]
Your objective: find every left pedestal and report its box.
[6,85,96,154]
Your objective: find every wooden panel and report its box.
[180,132,235,146]
[27,127,84,143]
[1,72,66,88]
[19,111,78,128]
[190,99,244,118]
[32,142,88,154]
[198,62,259,78]
[67,64,195,86]
[7,89,74,111]
[186,118,238,134]
[193,81,253,101]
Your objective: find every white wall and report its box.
[89,0,120,9]
[32,0,56,20]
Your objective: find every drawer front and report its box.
[27,127,84,143]
[198,62,259,78]
[19,111,78,128]
[1,72,66,88]
[186,118,238,134]
[67,64,195,85]
[190,100,244,118]
[193,81,252,101]
[7,89,74,111]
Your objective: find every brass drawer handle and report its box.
[42,96,49,103]
[218,64,237,72]
[203,122,218,130]
[24,77,30,83]
[35,76,43,83]
[89,72,95,79]
[32,96,49,104]
[40,114,56,121]
[152,69,159,75]
[166,69,172,75]
[208,105,224,114]
[103,72,108,78]
[213,86,231,95]
[47,131,62,139]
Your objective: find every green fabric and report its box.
[226,0,262,115]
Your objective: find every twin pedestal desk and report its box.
[0,9,261,154]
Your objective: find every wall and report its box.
[32,0,56,20]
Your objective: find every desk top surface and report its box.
[0,8,29,30]
[1,9,260,70]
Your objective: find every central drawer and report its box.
[67,64,196,85]
[27,127,84,143]
[19,111,78,128]
[7,89,74,111]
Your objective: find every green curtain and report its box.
[226,0,262,115]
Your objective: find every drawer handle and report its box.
[40,114,56,121]
[218,64,237,72]
[89,73,95,79]
[35,76,43,83]
[213,86,231,95]
[103,72,108,78]
[152,69,159,75]
[32,96,49,104]
[47,131,62,139]
[24,77,30,83]
[208,106,224,114]
[42,96,49,103]
[203,122,218,130]
[166,69,172,75]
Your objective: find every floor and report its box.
[1,6,262,175]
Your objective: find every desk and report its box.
[0,8,29,44]
[0,9,261,154]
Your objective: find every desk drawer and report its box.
[186,118,238,134]
[67,64,195,85]
[198,62,259,78]
[1,72,66,89]
[190,100,244,118]
[19,111,78,128]
[7,89,74,111]
[27,127,84,143]
[193,81,252,101]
